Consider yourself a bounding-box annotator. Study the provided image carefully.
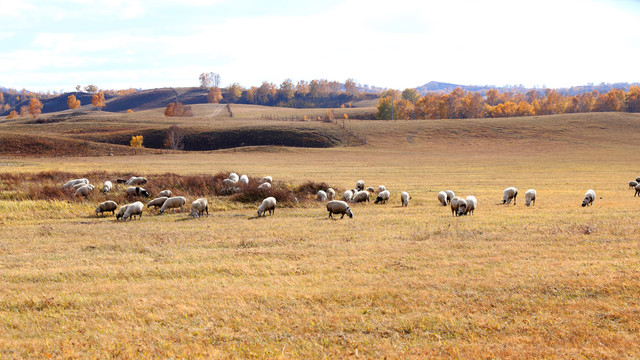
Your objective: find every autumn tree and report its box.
[28,98,43,118]
[164,125,185,150]
[376,96,396,120]
[91,91,106,110]
[130,135,143,154]
[296,80,309,96]
[20,106,28,116]
[67,95,81,112]
[626,85,640,112]
[84,84,98,93]
[278,79,295,101]
[199,72,220,88]
[0,92,4,104]
[6,110,17,119]
[226,83,243,102]
[207,87,222,103]
[257,81,276,105]
[245,87,258,104]
[164,102,193,117]
[344,78,358,97]
[401,88,420,104]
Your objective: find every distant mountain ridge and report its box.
[416,81,640,96]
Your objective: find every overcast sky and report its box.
[1,0,639,92]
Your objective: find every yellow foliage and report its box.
[130,135,143,148]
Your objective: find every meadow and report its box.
[1,109,640,358]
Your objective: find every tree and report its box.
[6,110,17,119]
[164,125,185,150]
[226,83,243,102]
[199,72,220,88]
[344,78,358,97]
[207,87,222,103]
[75,85,82,92]
[28,98,43,118]
[278,79,295,101]
[296,80,309,96]
[0,92,4,104]
[402,88,420,104]
[20,105,28,116]
[91,91,106,110]
[257,81,276,105]
[130,135,143,154]
[376,96,395,120]
[626,85,640,112]
[164,102,193,117]
[84,85,98,93]
[67,95,81,112]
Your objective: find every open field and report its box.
[2,111,640,358]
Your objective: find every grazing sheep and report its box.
[630,181,638,189]
[450,196,464,217]
[116,204,129,220]
[159,196,187,214]
[326,200,354,219]
[146,197,168,210]
[502,187,518,205]
[636,177,640,183]
[95,200,117,217]
[190,198,209,218]
[63,178,88,190]
[356,180,365,191]
[401,192,411,207]
[343,190,354,202]
[228,173,239,182]
[525,189,537,206]
[257,197,276,217]
[317,190,328,201]
[351,190,370,203]
[366,186,375,193]
[377,185,386,193]
[102,180,113,193]
[260,176,273,183]
[239,175,249,185]
[464,196,477,215]
[73,182,91,190]
[258,182,271,190]
[126,186,149,197]
[445,190,455,204]
[222,179,237,187]
[158,190,172,198]
[326,188,336,201]
[582,189,596,206]
[635,184,640,197]
[125,176,147,186]
[438,191,448,206]
[74,184,94,198]
[122,201,144,221]
[374,190,390,204]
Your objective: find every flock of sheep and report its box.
[62,172,634,221]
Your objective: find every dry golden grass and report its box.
[2,112,640,358]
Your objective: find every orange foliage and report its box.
[6,110,18,119]
[91,91,106,110]
[67,95,81,112]
[28,98,43,118]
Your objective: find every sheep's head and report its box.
[581,197,589,206]
[457,202,467,216]
[346,207,353,218]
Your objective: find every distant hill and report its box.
[416,81,640,96]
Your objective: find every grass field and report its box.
[1,110,640,358]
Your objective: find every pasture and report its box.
[1,110,640,358]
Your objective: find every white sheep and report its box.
[63,178,88,190]
[326,200,353,219]
[326,188,336,201]
[239,175,249,185]
[260,176,273,183]
[126,186,149,197]
[374,190,390,204]
[445,190,455,204]
[401,192,411,207]
[351,190,370,203]
[146,197,168,210]
[502,187,518,205]
[356,180,365,191]
[635,184,640,197]
[116,204,129,220]
[157,190,172,198]
[366,186,375,193]
[159,196,187,214]
[102,180,113,193]
[438,191,448,206]
[190,198,209,218]
[122,201,144,221]
[222,179,237,187]
[74,184,94,198]
[317,190,328,201]
[258,182,271,190]
[343,190,353,202]
[525,189,536,206]
[95,200,117,217]
[73,182,90,190]
[228,173,239,182]
[464,195,477,215]
[377,185,386,193]
[125,176,147,186]
[582,189,595,206]
[450,196,464,217]
[257,197,276,217]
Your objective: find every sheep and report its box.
[377,185,386,193]
[125,176,147,186]
[63,178,88,190]
[438,191,448,206]
[525,189,537,206]
[326,188,336,201]
[239,175,249,186]
[582,189,596,206]
[122,201,144,221]
[157,190,172,198]
[317,190,327,201]
[637,177,640,183]
[102,180,113,193]
[258,182,271,190]
[190,198,208,218]
[635,184,640,197]
[343,190,354,202]
[401,192,411,207]
[326,200,354,219]
[74,184,94,198]
[630,181,638,189]
[445,190,455,204]
[159,196,187,214]
[95,200,117,217]
[502,187,518,205]
[374,190,390,204]
[73,182,91,190]
[260,176,273,183]
[464,196,477,215]
[228,173,239,182]
[257,197,276,217]
[222,179,237,187]
[146,197,168,210]
[450,196,464,217]
[366,186,375,193]
[355,180,365,191]
[126,186,149,198]
[116,204,129,220]
[351,190,370,203]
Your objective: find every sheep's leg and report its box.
[513,194,517,205]
[340,213,345,219]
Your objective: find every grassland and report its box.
[1,110,640,358]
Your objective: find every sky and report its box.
[1,0,639,92]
